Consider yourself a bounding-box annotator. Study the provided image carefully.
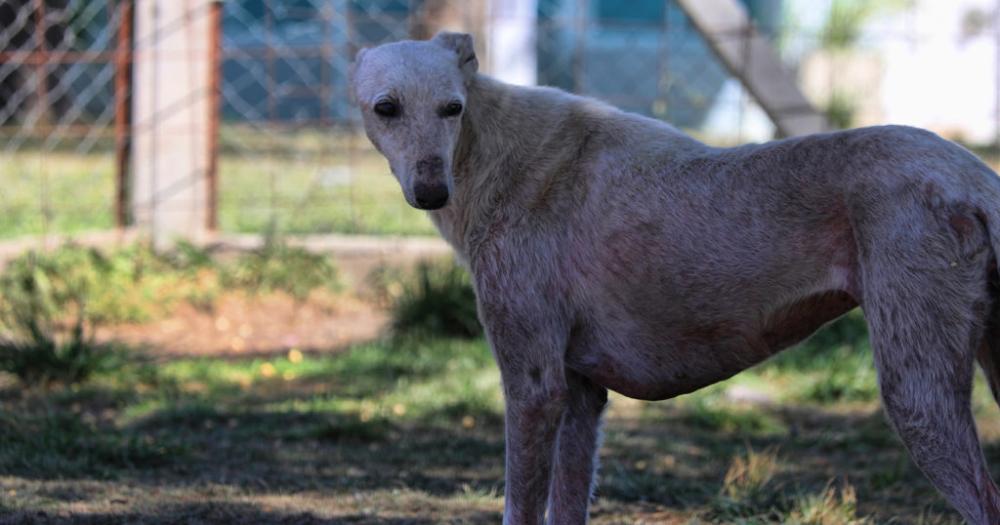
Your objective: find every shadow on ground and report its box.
[0,338,981,524]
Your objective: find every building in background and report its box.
[536,0,781,131]
[217,0,782,136]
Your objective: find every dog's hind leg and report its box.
[861,226,1000,523]
[978,315,1000,411]
[976,276,1000,406]
[546,371,608,525]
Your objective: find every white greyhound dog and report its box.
[352,31,1000,524]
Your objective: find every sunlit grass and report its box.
[0,150,116,237]
[1,127,436,239]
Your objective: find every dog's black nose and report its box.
[414,182,449,210]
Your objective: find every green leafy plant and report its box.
[819,0,909,50]
[390,259,481,338]
[0,247,121,385]
[224,234,340,301]
[766,311,870,372]
[162,239,217,274]
[824,89,859,130]
[820,0,874,50]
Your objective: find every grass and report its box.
[0,242,344,386]
[222,232,342,301]
[0,127,436,239]
[386,258,482,338]
[217,148,434,236]
[3,325,999,523]
[0,150,117,237]
[5,125,1000,241]
[7,128,1000,521]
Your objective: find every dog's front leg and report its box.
[484,309,569,525]
[546,371,607,525]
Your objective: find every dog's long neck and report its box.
[429,74,704,260]
[428,75,603,258]
[427,75,542,257]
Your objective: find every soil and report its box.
[92,249,419,358]
[97,292,388,358]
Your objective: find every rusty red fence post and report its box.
[31,0,48,126]
[114,0,134,229]
[206,0,223,231]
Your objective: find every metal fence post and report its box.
[206,0,222,232]
[115,0,134,229]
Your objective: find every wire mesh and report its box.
[0,0,128,238]
[2,0,1000,244]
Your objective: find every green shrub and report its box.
[824,90,858,130]
[0,247,123,385]
[767,310,870,372]
[800,345,878,403]
[390,259,481,338]
[84,244,176,324]
[0,321,121,387]
[224,235,340,300]
[0,244,170,326]
[160,239,217,274]
[0,239,342,384]
[365,263,407,308]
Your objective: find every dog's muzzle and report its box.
[413,156,449,209]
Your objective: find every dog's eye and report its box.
[440,102,463,118]
[373,100,399,118]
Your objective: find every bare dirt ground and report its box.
[91,244,431,358]
[98,292,387,358]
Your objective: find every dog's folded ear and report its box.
[432,31,478,77]
[348,47,368,105]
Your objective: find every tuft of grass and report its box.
[390,259,481,338]
[0,246,127,385]
[0,325,122,387]
[0,243,214,327]
[721,446,779,501]
[0,240,347,386]
[788,482,871,525]
[223,232,340,301]
[709,446,789,521]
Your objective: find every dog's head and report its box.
[350,32,478,210]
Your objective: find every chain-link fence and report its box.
[3,0,1000,245]
[0,0,130,238]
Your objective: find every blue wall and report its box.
[220,0,782,127]
[537,0,782,128]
